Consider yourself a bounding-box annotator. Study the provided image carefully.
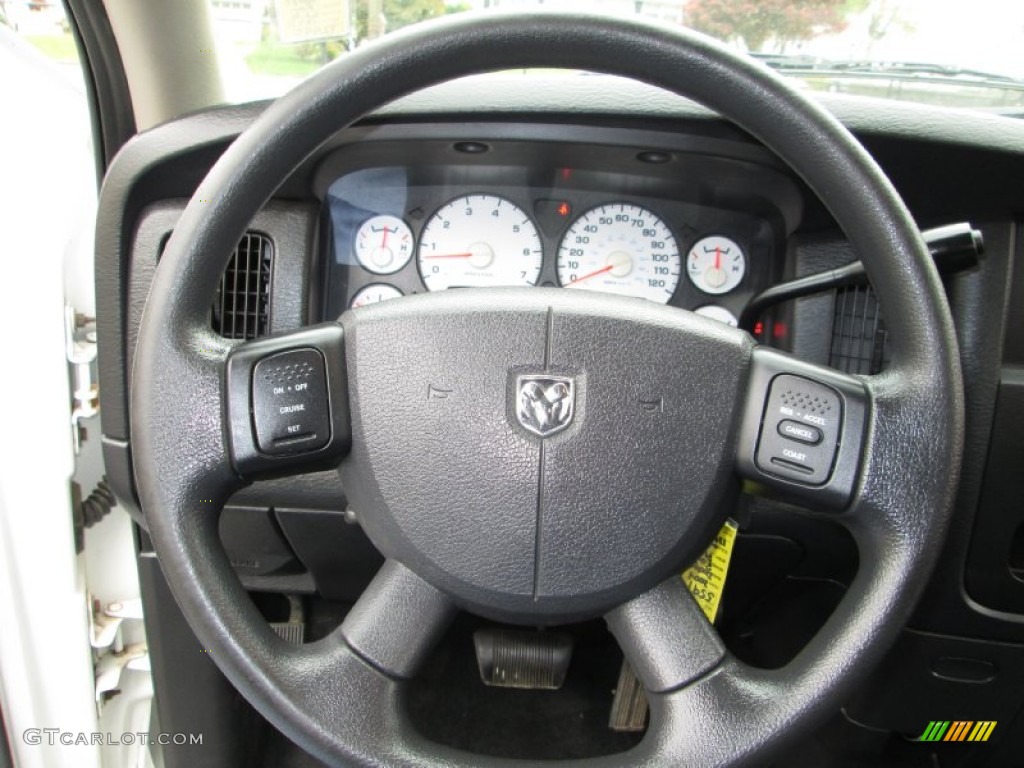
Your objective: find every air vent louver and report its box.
[212,232,273,340]
[828,284,888,375]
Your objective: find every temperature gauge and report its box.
[687,235,746,295]
[350,284,403,309]
[354,215,414,275]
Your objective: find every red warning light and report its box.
[772,322,788,340]
[753,321,764,336]
[557,202,571,217]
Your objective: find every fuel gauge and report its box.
[350,284,403,308]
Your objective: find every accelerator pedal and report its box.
[609,660,648,732]
[269,595,306,645]
[473,628,573,690]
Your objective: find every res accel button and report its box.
[777,419,823,445]
[252,348,330,456]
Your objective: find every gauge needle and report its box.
[423,252,474,259]
[567,264,614,286]
[381,227,389,248]
[714,247,722,271]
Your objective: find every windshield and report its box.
[213,0,1024,109]
[10,0,1023,110]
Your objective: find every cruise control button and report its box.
[252,348,330,455]
[778,419,823,445]
[755,374,843,485]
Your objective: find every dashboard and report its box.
[315,134,802,326]
[91,73,1024,766]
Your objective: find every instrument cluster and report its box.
[321,158,784,327]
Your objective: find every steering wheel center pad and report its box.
[341,289,752,622]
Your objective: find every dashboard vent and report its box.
[828,284,888,375]
[212,232,273,340]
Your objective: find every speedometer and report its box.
[417,194,543,291]
[556,203,681,303]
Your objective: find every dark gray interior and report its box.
[81,9,1024,768]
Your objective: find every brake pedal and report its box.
[473,628,573,690]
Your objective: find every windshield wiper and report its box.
[752,53,1024,87]
[739,223,984,332]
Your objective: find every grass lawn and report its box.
[25,33,78,61]
[244,40,324,78]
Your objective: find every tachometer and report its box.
[556,203,680,303]
[417,194,542,291]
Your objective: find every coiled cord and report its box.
[81,476,116,527]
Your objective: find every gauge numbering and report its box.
[556,203,681,303]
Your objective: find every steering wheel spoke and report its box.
[606,576,725,694]
[340,559,457,678]
[224,322,351,478]
[736,347,870,512]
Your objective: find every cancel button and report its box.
[777,419,823,446]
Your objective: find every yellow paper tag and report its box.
[681,519,738,624]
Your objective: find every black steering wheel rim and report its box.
[131,11,963,767]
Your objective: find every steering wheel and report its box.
[131,12,963,767]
